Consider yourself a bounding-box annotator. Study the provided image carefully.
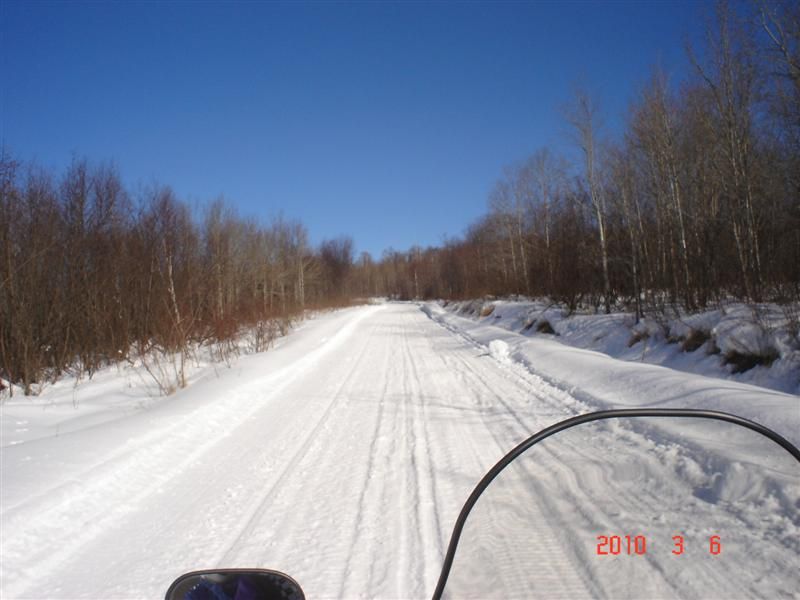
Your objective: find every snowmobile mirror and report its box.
[165,568,305,600]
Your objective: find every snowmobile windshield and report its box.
[435,411,800,600]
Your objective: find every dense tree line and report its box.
[0,157,353,394]
[353,2,800,313]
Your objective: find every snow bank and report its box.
[423,302,800,447]
[0,307,349,448]
[439,299,800,396]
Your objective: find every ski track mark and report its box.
[338,342,393,598]
[218,320,382,565]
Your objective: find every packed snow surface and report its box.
[1,303,798,599]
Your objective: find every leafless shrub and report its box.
[248,319,280,354]
[535,320,556,334]
[723,348,779,374]
[681,329,711,352]
[627,330,649,348]
[782,303,800,343]
[130,344,184,396]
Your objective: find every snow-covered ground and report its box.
[442,299,800,395]
[1,303,798,599]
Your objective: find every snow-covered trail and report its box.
[1,304,585,599]
[2,303,798,599]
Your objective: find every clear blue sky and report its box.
[2,0,706,258]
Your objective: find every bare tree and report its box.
[566,88,612,312]
[525,148,568,293]
[630,70,694,306]
[689,2,765,299]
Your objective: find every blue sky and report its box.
[2,1,706,258]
